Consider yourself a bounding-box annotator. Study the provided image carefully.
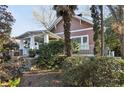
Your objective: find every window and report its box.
[83,36,87,43]
[71,35,89,50]
[81,35,89,50]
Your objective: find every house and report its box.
[15,16,94,56]
[49,16,94,55]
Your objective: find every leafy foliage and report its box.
[62,56,124,87]
[90,5,104,56]
[28,49,37,57]
[0,5,15,62]
[0,40,19,62]
[38,40,64,69]
[8,78,20,87]
[0,57,31,82]
[90,5,101,56]
[107,5,124,59]
[38,40,80,69]
[0,78,20,87]
[104,17,121,56]
[71,41,80,53]
[3,40,19,50]
[0,5,15,51]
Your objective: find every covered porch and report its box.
[15,30,62,56]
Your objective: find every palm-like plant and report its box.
[107,5,124,59]
[53,5,77,57]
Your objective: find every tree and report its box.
[53,5,77,57]
[33,6,56,30]
[104,16,121,56]
[107,5,124,59]
[0,5,15,51]
[90,5,104,57]
[99,5,104,56]
[90,5,101,56]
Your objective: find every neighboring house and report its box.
[16,15,94,56]
[49,16,94,55]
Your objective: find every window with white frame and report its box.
[71,35,89,50]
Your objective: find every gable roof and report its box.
[15,30,45,39]
[48,16,93,31]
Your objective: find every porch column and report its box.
[19,39,24,50]
[44,34,49,43]
[19,39,24,55]
[30,35,35,49]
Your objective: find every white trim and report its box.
[74,16,93,25]
[80,19,81,25]
[71,35,89,50]
[71,35,89,39]
[56,27,93,35]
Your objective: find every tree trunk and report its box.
[63,14,72,57]
[100,5,104,56]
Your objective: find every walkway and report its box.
[18,71,63,87]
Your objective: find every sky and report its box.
[8,5,91,37]
[9,5,43,37]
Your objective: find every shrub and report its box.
[38,40,80,69]
[3,51,11,62]
[71,41,80,53]
[8,78,20,87]
[38,40,64,69]
[51,55,66,70]
[0,78,20,87]
[62,56,124,87]
[28,49,37,57]
[0,57,31,82]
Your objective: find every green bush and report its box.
[8,78,20,87]
[28,49,37,57]
[71,41,80,53]
[38,40,65,69]
[0,78,20,87]
[38,40,80,69]
[62,56,124,87]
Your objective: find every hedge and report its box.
[62,56,124,87]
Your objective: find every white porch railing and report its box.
[79,45,94,55]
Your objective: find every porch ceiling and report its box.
[46,31,62,40]
[15,30,62,40]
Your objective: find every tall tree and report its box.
[53,5,77,57]
[108,5,124,59]
[0,5,15,51]
[99,5,104,56]
[90,5,101,56]
[90,5,104,56]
